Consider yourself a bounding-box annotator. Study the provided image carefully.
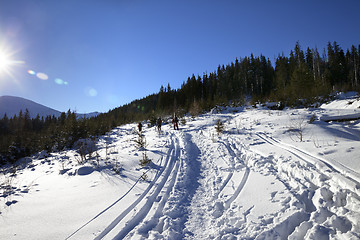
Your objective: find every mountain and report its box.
[77,111,101,119]
[0,96,62,119]
[0,96,100,119]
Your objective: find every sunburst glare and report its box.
[0,53,11,72]
[0,46,24,77]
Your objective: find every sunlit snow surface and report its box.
[1,94,360,239]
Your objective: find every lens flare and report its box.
[36,72,48,80]
[136,105,145,111]
[55,78,64,85]
[85,87,98,97]
[27,70,36,75]
[54,78,69,86]
[89,88,97,97]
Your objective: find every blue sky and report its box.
[0,0,359,113]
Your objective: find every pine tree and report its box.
[274,54,290,101]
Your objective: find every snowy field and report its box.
[1,93,360,239]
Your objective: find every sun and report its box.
[0,46,24,76]
[0,51,12,73]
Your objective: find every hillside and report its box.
[0,95,100,119]
[1,42,359,165]
[0,96,62,119]
[1,95,359,239]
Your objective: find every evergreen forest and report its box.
[1,41,359,164]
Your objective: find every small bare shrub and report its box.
[112,156,122,174]
[190,100,202,116]
[74,154,84,165]
[309,114,317,124]
[74,138,97,164]
[180,117,186,125]
[95,151,101,167]
[288,115,307,142]
[139,152,151,168]
[1,166,17,200]
[141,172,148,181]
[234,119,242,134]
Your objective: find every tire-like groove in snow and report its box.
[256,132,360,189]
[224,167,250,209]
[112,135,181,239]
[94,134,179,239]
[218,137,250,207]
[66,138,171,240]
[212,144,234,200]
[136,142,182,235]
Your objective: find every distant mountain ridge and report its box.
[0,96,99,119]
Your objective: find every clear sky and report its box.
[0,0,359,113]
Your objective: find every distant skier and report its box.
[138,122,142,132]
[157,117,162,131]
[172,115,179,130]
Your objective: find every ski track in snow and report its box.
[91,133,179,239]
[256,132,360,186]
[218,139,250,209]
[183,129,255,239]
[66,137,171,239]
[91,131,202,239]
[246,132,360,239]
[2,101,360,239]
[91,124,256,239]
[83,116,360,239]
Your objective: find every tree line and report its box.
[0,109,116,164]
[136,41,360,116]
[1,41,359,164]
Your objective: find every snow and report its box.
[1,94,360,239]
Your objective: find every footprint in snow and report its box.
[270,191,277,198]
[346,147,355,152]
[5,200,18,206]
[212,201,225,218]
[77,166,94,176]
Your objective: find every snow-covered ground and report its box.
[1,93,360,239]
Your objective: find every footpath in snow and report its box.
[1,93,360,239]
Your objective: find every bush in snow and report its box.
[139,151,151,168]
[133,131,147,150]
[112,156,123,174]
[288,115,308,142]
[180,117,186,126]
[140,172,148,181]
[133,131,151,168]
[190,100,202,116]
[215,119,225,135]
[73,138,97,164]
[0,165,17,202]
[309,114,317,124]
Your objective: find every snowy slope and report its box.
[1,96,360,239]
